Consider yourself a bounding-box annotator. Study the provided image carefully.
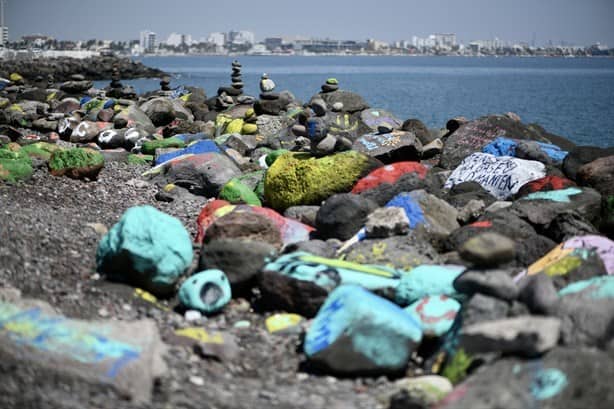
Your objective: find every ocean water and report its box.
[111,55,614,147]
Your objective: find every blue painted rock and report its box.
[395,265,466,306]
[558,276,614,300]
[304,285,423,374]
[179,270,232,314]
[154,140,220,165]
[444,152,546,200]
[353,130,422,164]
[482,136,568,164]
[96,206,193,296]
[405,295,461,337]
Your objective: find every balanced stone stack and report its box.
[109,64,122,90]
[160,76,171,91]
[321,78,339,93]
[230,60,244,95]
[259,73,279,101]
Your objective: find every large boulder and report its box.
[310,90,369,113]
[352,130,422,163]
[576,155,614,196]
[264,151,380,211]
[440,114,569,169]
[139,97,193,127]
[96,206,193,296]
[562,145,614,181]
[315,193,377,240]
[0,297,166,405]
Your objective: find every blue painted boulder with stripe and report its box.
[155,140,221,165]
[304,285,423,374]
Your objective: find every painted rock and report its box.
[405,295,461,337]
[304,285,422,374]
[558,276,614,300]
[195,201,313,246]
[359,108,403,132]
[351,161,428,194]
[515,175,576,199]
[96,206,193,296]
[19,142,61,161]
[146,152,241,197]
[262,251,403,292]
[218,178,262,206]
[70,120,112,143]
[482,136,568,164]
[154,139,220,165]
[265,313,304,334]
[352,130,422,164]
[395,264,466,306]
[0,147,33,182]
[444,153,546,200]
[48,147,104,180]
[179,270,231,314]
[141,137,186,155]
[264,151,380,211]
[459,232,516,267]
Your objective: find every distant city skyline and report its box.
[4,0,614,46]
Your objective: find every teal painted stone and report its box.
[405,295,461,337]
[304,285,423,374]
[522,187,583,203]
[530,368,568,400]
[179,270,231,314]
[395,265,466,306]
[558,276,614,299]
[263,251,403,292]
[96,206,193,296]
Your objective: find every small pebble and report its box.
[189,375,205,386]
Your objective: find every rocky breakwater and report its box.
[1,62,614,409]
[0,56,165,83]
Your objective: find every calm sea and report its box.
[109,55,614,147]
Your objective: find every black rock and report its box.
[315,193,378,241]
[562,145,614,181]
[454,269,519,301]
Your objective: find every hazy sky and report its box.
[5,0,614,45]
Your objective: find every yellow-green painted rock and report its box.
[225,118,244,134]
[264,151,380,211]
[219,178,262,206]
[20,142,61,161]
[141,137,185,155]
[242,123,258,135]
[0,147,33,182]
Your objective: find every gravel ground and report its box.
[0,162,394,409]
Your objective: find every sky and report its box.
[4,0,614,46]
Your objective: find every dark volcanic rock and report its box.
[315,193,377,240]
[563,146,614,181]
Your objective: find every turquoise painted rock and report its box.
[263,251,403,292]
[304,285,423,374]
[96,206,193,296]
[558,276,614,299]
[395,265,466,306]
[179,269,231,314]
[405,295,461,337]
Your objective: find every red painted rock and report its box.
[515,175,576,198]
[351,162,428,194]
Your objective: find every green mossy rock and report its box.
[264,151,380,211]
[49,147,105,179]
[96,205,193,296]
[20,142,61,161]
[0,147,33,182]
[141,137,186,155]
[219,178,262,206]
[237,170,266,201]
[265,149,289,167]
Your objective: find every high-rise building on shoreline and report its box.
[0,0,7,46]
[139,30,157,53]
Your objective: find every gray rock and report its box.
[408,190,460,239]
[438,347,614,409]
[0,298,166,404]
[459,232,516,267]
[225,133,258,156]
[364,207,410,238]
[352,130,422,164]
[460,316,561,357]
[556,294,614,348]
[313,89,369,113]
[316,193,378,241]
[461,294,510,327]
[199,238,278,290]
[517,273,559,315]
[454,269,519,301]
[283,239,338,259]
[284,205,320,227]
[343,233,442,271]
[457,199,485,224]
